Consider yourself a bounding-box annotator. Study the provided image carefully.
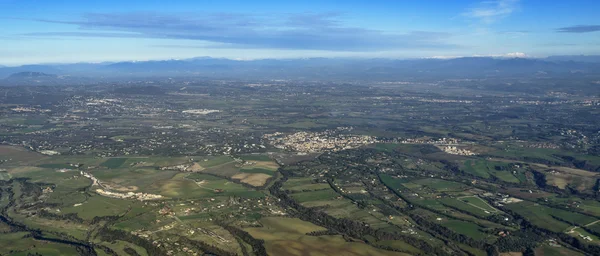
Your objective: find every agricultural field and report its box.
[291,188,340,203]
[0,232,80,256]
[239,154,273,162]
[245,217,410,256]
[533,165,599,192]
[0,145,47,163]
[97,240,149,256]
[412,178,466,192]
[60,195,144,220]
[100,158,128,168]
[440,198,496,217]
[197,156,279,187]
[2,77,600,255]
[459,196,500,213]
[462,159,522,183]
[282,177,331,192]
[503,202,597,233]
[184,173,264,198]
[535,243,585,256]
[440,219,489,240]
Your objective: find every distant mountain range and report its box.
[2,55,600,82]
[6,71,57,79]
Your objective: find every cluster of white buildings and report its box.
[39,150,60,155]
[182,109,220,115]
[95,189,163,201]
[11,107,51,113]
[441,146,476,156]
[263,129,377,153]
[400,137,460,145]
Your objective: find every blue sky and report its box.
[0,0,599,65]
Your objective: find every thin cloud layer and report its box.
[463,0,520,23]
[556,25,600,33]
[22,12,456,51]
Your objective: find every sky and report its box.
[0,0,599,66]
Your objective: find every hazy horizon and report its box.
[1,0,599,66]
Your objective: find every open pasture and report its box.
[535,243,584,256]
[100,158,128,169]
[231,173,272,187]
[283,177,331,192]
[199,155,235,168]
[440,198,494,217]
[291,189,340,203]
[504,202,596,232]
[245,217,409,256]
[61,194,142,220]
[185,173,264,198]
[98,240,149,256]
[462,159,521,183]
[460,196,499,213]
[239,154,272,162]
[0,145,47,164]
[440,219,489,240]
[92,167,177,192]
[0,232,80,256]
[412,178,466,192]
[143,172,264,198]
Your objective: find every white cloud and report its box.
[426,52,528,59]
[463,0,520,23]
[504,52,527,57]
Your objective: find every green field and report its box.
[113,211,164,232]
[0,145,47,163]
[376,240,422,254]
[440,198,492,217]
[61,195,141,220]
[550,209,597,226]
[462,159,520,183]
[283,177,317,187]
[99,240,148,256]
[488,148,566,163]
[380,174,410,194]
[37,163,74,169]
[0,232,80,256]
[43,179,90,207]
[245,217,409,256]
[291,189,340,203]
[440,219,488,240]
[283,177,331,192]
[239,154,272,161]
[490,170,520,183]
[374,143,402,152]
[535,243,585,256]
[463,160,491,178]
[504,202,574,232]
[413,178,465,191]
[199,155,234,167]
[460,196,499,213]
[239,167,274,175]
[100,158,127,168]
[182,173,264,198]
[457,244,487,256]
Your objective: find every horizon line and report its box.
[5,54,597,67]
